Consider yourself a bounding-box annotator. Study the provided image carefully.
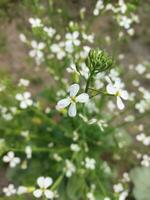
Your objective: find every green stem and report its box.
[85,70,94,93]
[51,174,64,190]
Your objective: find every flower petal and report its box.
[37,177,45,188]
[106,84,117,95]
[68,103,77,117]
[44,190,54,199]
[76,93,89,103]
[43,177,53,188]
[120,90,128,100]
[68,84,79,97]
[33,189,43,198]
[56,98,70,110]
[117,96,125,110]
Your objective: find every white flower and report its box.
[118,16,132,29]
[3,184,16,196]
[25,146,32,159]
[70,143,80,152]
[3,151,20,168]
[64,159,76,177]
[33,177,54,199]
[44,26,56,38]
[85,157,96,170]
[135,64,146,74]
[87,192,95,200]
[56,84,89,117]
[29,41,45,59]
[16,92,33,109]
[93,0,104,16]
[29,18,42,28]
[113,183,124,193]
[19,33,27,43]
[106,80,128,110]
[17,186,28,195]
[18,78,30,87]
[141,154,150,167]
[65,31,80,53]
[50,42,65,60]
[119,190,128,200]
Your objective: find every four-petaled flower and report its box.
[33,177,54,199]
[106,80,128,110]
[56,84,89,117]
[3,151,20,168]
[16,92,33,109]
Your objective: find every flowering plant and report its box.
[0,0,150,200]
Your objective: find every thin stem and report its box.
[85,70,94,93]
[51,174,64,190]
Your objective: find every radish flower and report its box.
[106,80,128,110]
[56,84,89,117]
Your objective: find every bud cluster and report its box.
[86,48,114,74]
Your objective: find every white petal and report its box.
[37,177,45,188]
[44,190,54,199]
[31,40,37,48]
[76,93,89,103]
[106,84,117,95]
[68,84,79,97]
[33,189,43,198]
[38,42,45,49]
[26,99,33,106]
[43,177,53,188]
[3,156,10,162]
[13,157,20,164]
[20,101,27,109]
[56,98,70,110]
[120,90,128,100]
[24,92,31,99]
[74,40,80,46]
[8,151,14,159]
[73,31,79,38]
[68,103,77,117]
[16,94,23,101]
[117,96,125,110]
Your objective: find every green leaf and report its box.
[130,167,150,200]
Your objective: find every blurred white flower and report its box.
[65,31,80,53]
[3,184,16,197]
[18,78,30,87]
[51,42,66,60]
[25,146,32,159]
[85,157,96,170]
[44,26,56,38]
[16,92,33,109]
[87,192,95,200]
[17,186,28,195]
[106,79,128,110]
[56,84,89,117]
[93,0,104,16]
[29,41,45,62]
[64,159,76,177]
[29,18,42,28]
[118,16,132,29]
[141,154,150,167]
[19,33,27,43]
[3,151,20,168]
[135,64,146,75]
[33,177,54,199]
[70,143,80,152]
[113,183,124,193]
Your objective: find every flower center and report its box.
[70,96,76,103]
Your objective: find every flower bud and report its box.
[86,48,114,73]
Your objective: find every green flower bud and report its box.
[86,48,114,73]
